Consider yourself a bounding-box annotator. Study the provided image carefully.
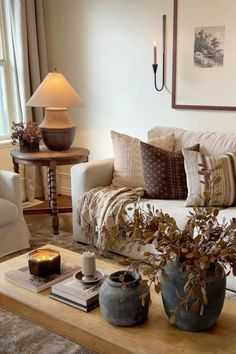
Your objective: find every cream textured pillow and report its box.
[111,131,175,188]
[148,133,175,152]
[183,149,236,207]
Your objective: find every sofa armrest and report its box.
[0,170,23,215]
[71,158,114,210]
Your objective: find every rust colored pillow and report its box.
[140,142,200,199]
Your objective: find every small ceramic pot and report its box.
[99,270,150,326]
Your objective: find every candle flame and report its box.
[29,250,58,262]
[153,41,157,47]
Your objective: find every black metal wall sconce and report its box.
[152,14,166,92]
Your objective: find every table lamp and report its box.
[26,70,84,150]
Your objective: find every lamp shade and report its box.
[26,71,84,108]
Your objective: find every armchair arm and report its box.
[71,158,114,209]
[0,170,23,215]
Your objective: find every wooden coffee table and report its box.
[0,245,236,354]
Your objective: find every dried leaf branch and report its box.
[101,164,236,320]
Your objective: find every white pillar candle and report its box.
[81,252,96,276]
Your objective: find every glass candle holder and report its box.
[28,248,61,277]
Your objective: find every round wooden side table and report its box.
[11,146,89,235]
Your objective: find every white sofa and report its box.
[71,126,236,291]
[0,171,31,257]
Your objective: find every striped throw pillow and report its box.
[183,149,236,207]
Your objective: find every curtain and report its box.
[5,0,48,201]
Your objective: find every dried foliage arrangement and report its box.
[11,121,41,145]
[101,164,236,320]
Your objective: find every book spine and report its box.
[4,264,80,293]
[51,288,98,306]
[39,270,79,291]
[49,293,99,312]
[52,281,102,299]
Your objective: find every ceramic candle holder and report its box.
[28,248,61,277]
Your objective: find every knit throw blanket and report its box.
[77,186,144,247]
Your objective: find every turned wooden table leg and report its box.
[12,159,19,174]
[49,161,59,235]
[47,167,52,209]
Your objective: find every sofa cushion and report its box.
[183,149,236,207]
[140,142,199,199]
[125,199,193,230]
[147,134,175,151]
[217,207,236,223]
[0,198,18,226]
[111,130,175,188]
[148,125,236,156]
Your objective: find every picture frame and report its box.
[172,0,236,111]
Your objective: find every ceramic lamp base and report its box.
[40,127,75,150]
[39,108,76,151]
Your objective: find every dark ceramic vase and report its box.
[99,270,150,326]
[19,140,39,153]
[160,261,226,331]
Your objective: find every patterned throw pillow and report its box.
[140,142,200,199]
[183,149,236,207]
[111,131,175,188]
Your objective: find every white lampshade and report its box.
[26,71,84,108]
[26,71,84,151]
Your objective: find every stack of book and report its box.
[49,275,105,312]
[4,262,80,293]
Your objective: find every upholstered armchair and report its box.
[0,170,30,257]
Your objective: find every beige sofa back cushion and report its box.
[148,126,236,155]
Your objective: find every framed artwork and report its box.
[172,0,236,110]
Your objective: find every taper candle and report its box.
[153,41,157,64]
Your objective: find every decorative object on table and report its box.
[81,251,96,282]
[101,165,236,331]
[28,248,61,277]
[26,69,84,151]
[73,269,104,284]
[50,273,105,312]
[99,270,150,327]
[11,121,41,152]
[4,257,80,293]
[152,14,166,92]
[160,259,226,331]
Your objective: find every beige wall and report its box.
[43,0,236,163]
[1,1,236,196]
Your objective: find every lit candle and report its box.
[153,41,157,65]
[28,248,61,277]
[29,250,58,261]
[81,252,96,279]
